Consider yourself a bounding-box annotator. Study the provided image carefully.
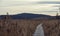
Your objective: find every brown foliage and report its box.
[0,19,59,36]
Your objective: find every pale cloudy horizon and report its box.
[0,0,60,16]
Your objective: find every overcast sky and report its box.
[0,0,60,16]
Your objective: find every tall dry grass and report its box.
[0,19,60,36]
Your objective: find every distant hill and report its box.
[0,13,57,19]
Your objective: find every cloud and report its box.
[32,11,58,12]
[36,1,60,4]
[0,0,60,15]
[0,1,35,7]
[0,0,60,7]
[52,5,60,7]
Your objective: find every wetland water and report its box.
[33,24,44,36]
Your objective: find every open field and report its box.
[0,19,60,36]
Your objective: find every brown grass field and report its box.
[0,19,60,36]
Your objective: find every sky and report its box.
[0,0,60,16]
